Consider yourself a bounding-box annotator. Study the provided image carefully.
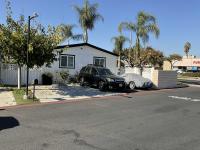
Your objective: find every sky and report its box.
[0,0,200,57]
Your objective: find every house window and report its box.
[60,54,75,69]
[93,57,106,67]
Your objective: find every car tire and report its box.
[80,77,85,86]
[129,81,136,90]
[98,81,106,91]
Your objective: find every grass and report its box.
[180,72,200,78]
[12,88,39,105]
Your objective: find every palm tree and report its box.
[59,24,83,44]
[111,35,129,67]
[119,11,160,62]
[184,42,191,58]
[118,22,135,61]
[74,0,104,43]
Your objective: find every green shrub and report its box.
[0,83,5,87]
[60,70,69,81]
[68,71,80,83]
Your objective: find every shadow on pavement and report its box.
[0,117,20,131]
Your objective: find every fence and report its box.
[0,63,42,85]
[152,70,177,89]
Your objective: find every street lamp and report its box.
[25,13,39,99]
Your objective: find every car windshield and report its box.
[97,68,113,76]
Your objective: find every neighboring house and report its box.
[0,43,119,85]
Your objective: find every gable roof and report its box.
[55,43,118,57]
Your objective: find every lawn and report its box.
[12,88,39,105]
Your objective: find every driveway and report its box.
[1,87,200,150]
[0,88,16,107]
[34,84,126,103]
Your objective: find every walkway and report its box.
[0,88,16,107]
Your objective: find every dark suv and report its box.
[79,65,125,91]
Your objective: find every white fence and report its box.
[0,63,42,85]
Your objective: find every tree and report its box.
[57,24,83,44]
[119,11,160,64]
[166,53,182,69]
[140,47,164,68]
[0,1,68,88]
[74,0,104,43]
[111,35,129,67]
[115,46,164,70]
[118,22,135,61]
[184,42,191,58]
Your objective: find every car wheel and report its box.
[80,77,85,86]
[129,81,136,90]
[98,81,106,91]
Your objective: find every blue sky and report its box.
[0,0,200,56]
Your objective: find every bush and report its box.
[68,71,80,83]
[0,83,5,87]
[42,72,53,85]
[60,70,69,80]
[181,72,200,77]
[59,70,69,84]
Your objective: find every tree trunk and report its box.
[119,50,121,68]
[136,35,140,59]
[17,65,21,89]
[129,31,132,62]
[84,29,88,43]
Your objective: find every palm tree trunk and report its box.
[136,35,140,61]
[119,50,121,68]
[129,31,132,62]
[84,29,88,43]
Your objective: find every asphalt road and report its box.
[1,87,200,150]
[179,79,200,85]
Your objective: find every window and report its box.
[93,57,106,67]
[60,54,75,69]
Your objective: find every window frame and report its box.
[59,54,75,69]
[93,57,106,67]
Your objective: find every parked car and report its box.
[79,65,126,91]
[120,73,153,89]
[177,69,184,74]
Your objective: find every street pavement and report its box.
[1,87,200,150]
[179,78,200,85]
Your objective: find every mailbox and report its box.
[33,79,38,85]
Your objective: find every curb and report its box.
[0,92,129,110]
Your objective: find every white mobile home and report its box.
[0,43,119,85]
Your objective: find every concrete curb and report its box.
[187,84,200,88]
[0,92,129,110]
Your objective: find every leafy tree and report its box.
[165,53,182,69]
[74,0,104,43]
[111,35,129,67]
[184,42,191,58]
[140,47,164,68]
[115,46,164,69]
[119,11,160,63]
[0,1,67,88]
